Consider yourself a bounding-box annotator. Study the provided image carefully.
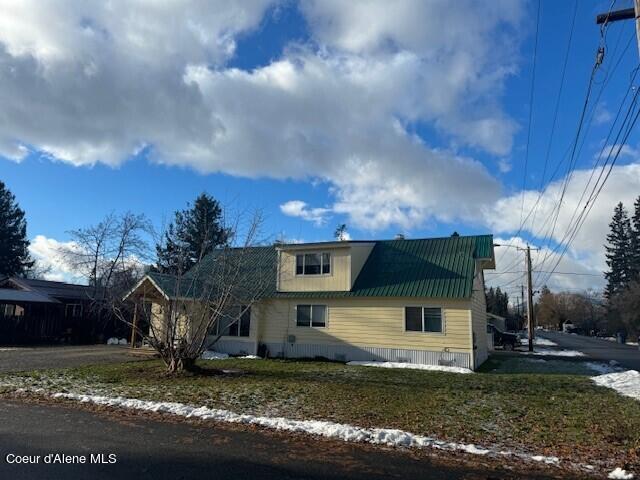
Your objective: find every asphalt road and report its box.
[0,345,141,372]
[0,399,575,480]
[538,330,640,370]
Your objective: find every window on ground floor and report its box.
[296,304,327,328]
[217,305,251,337]
[405,306,443,333]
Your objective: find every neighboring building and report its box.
[126,235,496,370]
[0,277,107,344]
[486,312,506,332]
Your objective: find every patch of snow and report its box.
[524,358,547,364]
[608,467,634,479]
[107,337,119,345]
[531,455,560,464]
[522,348,586,357]
[347,361,472,374]
[118,338,128,345]
[201,351,229,360]
[239,355,260,359]
[520,337,558,347]
[592,370,640,401]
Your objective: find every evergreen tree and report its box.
[605,202,633,298]
[0,180,34,277]
[334,224,348,241]
[156,193,228,274]
[630,196,640,281]
[485,287,496,314]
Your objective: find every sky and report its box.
[1,0,640,299]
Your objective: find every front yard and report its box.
[0,354,638,475]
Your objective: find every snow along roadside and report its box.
[47,390,560,462]
[2,383,630,476]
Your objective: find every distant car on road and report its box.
[487,324,519,351]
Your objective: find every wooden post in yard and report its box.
[130,301,138,349]
[526,246,535,353]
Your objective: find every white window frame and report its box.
[295,304,328,328]
[217,305,251,338]
[295,252,331,276]
[403,306,445,335]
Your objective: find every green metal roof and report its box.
[143,234,493,301]
[147,246,277,300]
[276,235,493,300]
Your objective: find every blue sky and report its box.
[1,0,639,292]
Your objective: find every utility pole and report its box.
[525,246,535,353]
[596,1,640,58]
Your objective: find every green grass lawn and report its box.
[1,355,639,468]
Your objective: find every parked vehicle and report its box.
[487,324,519,351]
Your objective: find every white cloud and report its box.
[280,200,331,226]
[593,102,612,126]
[28,235,84,283]
[484,162,640,258]
[487,237,605,295]
[497,158,512,173]
[0,1,523,232]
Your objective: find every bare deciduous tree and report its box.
[61,212,154,335]
[115,211,274,374]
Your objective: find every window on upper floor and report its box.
[295,252,331,275]
[405,306,443,333]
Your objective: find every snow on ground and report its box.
[608,467,635,479]
[520,337,558,347]
[200,352,260,360]
[200,351,229,360]
[347,361,472,374]
[522,348,586,357]
[592,370,640,401]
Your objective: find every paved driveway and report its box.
[0,345,140,373]
[538,331,640,370]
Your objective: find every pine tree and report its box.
[630,196,640,281]
[605,202,633,298]
[156,193,228,274]
[0,180,34,277]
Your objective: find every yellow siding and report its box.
[278,247,351,292]
[470,265,489,367]
[259,297,473,353]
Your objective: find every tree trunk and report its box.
[165,355,197,374]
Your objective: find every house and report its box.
[126,234,496,370]
[486,312,506,332]
[0,277,108,344]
